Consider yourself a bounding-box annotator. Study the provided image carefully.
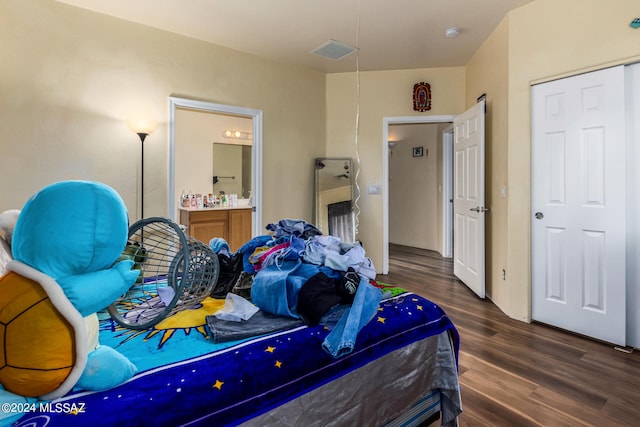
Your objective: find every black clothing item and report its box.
[231,271,254,301]
[211,253,243,298]
[297,269,361,326]
[297,273,342,326]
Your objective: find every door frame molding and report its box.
[382,115,455,274]
[168,96,263,236]
[442,125,454,258]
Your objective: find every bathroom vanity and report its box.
[179,206,252,252]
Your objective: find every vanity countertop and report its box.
[178,205,251,212]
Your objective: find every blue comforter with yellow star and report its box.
[13,290,458,427]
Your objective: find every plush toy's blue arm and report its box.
[76,345,138,391]
[57,260,138,317]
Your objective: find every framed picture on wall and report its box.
[412,146,424,157]
[412,82,431,111]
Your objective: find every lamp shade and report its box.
[128,117,158,135]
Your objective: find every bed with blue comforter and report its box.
[11,286,461,427]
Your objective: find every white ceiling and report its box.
[55,0,534,74]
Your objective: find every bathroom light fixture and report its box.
[445,27,460,38]
[222,130,252,140]
[387,141,398,159]
[128,117,157,220]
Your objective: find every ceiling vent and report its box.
[311,39,358,61]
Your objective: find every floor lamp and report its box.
[128,118,157,220]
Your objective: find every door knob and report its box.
[469,206,490,213]
[535,212,544,220]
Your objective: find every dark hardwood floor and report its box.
[378,244,640,427]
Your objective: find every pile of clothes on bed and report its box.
[207,219,382,358]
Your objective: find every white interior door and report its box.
[531,66,626,346]
[453,101,486,298]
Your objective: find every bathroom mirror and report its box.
[314,157,355,243]
[212,143,252,198]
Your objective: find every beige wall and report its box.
[0,0,326,227]
[326,68,466,270]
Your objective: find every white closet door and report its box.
[531,66,626,346]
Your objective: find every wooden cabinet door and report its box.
[191,220,227,244]
[188,210,228,244]
[229,209,252,251]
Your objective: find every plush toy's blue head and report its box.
[12,180,129,279]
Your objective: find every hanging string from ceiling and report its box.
[353,0,362,239]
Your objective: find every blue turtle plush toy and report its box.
[0,181,139,421]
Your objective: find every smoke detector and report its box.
[445,27,460,38]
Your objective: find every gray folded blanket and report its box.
[206,310,304,343]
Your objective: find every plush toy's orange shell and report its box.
[0,271,75,397]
